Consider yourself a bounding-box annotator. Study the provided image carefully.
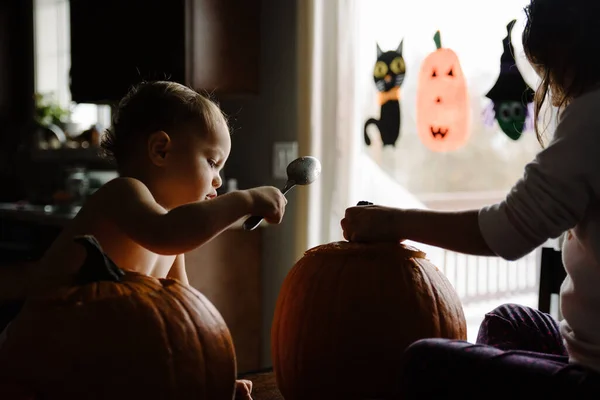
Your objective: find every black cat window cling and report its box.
[484,20,535,141]
[364,40,405,147]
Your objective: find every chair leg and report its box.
[538,248,552,314]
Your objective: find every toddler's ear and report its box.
[147,131,172,166]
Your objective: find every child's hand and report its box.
[235,379,253,400]
[247,186,287,224]
[341,204,403,243]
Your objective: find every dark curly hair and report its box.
[101,80,226,170]
[522,0,600,145]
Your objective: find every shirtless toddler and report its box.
[34,81,286,399]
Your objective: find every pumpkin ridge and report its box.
[130,276,164,293]
[283,260,310,390]
[129,286,178,390]
[312,254,343,392]
[307,256,338,391]
[168,286,225,396]
[29,282,139,306]
[271,291,285,387]
[167,285,209,397]
[416,258,443,336]
[153,292,179,393]
[287,262,309,385]
[340,254,380,398]
[425,261,452,337]
[186,286,227,330]
[304,241,426,260]
[436,260,465,335]
[332,254,349,373]
[390,259,430,356]
[178,284,232,339]
[283,256,325,395]
[49,271,161,304]
[271,257,304,391]
[170,284,236,397]
[431,259,466,337]
[417,258,466,339]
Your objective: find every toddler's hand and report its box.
[247,186,287,224]
[235,379,253,400]
[341,204,402,243]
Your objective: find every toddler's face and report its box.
[160,120,231,208]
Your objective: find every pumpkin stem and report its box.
[434,30,442,50]
[73,235,125,284]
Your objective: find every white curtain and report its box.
[294,0,561,267]
[295,0,442,263]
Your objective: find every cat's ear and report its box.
[397,39,404,55]
[376,43,383,57]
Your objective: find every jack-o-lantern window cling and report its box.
[416,31,471,152]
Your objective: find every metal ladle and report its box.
[243,156,322,231]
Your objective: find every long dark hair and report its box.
[522,0,600,145]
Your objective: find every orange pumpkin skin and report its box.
[0,236,236,400]
[271,241,466,400]
[416,35,471,152]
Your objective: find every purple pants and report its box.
[399,304,600,398]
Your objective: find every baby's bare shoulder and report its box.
[85,177,155,210]
[95,177,150,197]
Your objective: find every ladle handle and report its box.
[242,182,297,231]
[242,215,264,231]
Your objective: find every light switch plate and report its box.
[273,141,298,179]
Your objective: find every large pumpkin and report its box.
[271,241,466,399]
[416,30,471,152]
[0,236,237,400]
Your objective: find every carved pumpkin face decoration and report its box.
[416,31,470,152]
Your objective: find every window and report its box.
[356,0,551,207]
[353,0,546,339]
[34,0,111,133]
[299,0,547,342]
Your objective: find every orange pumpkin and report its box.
[416,30,470,152]
[271,241,466,399]
[0,236,237,400]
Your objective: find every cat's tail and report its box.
[364,118,379,146]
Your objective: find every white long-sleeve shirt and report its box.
[479,86,600,373]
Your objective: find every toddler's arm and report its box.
[95,178,285,255]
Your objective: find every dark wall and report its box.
[218,0,299,366]
[0,0,35,201]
